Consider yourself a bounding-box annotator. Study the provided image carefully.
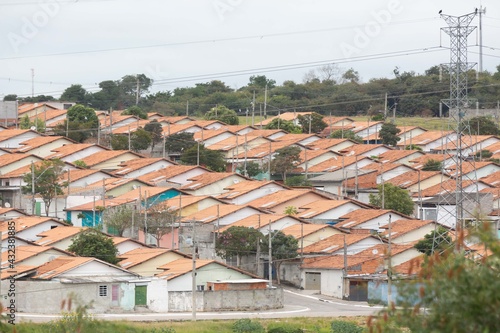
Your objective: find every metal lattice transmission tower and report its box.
[434,11,482,250]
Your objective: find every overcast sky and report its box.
[1,0,499,99]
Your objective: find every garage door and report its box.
[305,272,321,290]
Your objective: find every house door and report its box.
[349,280,368,301]
[111,285,120,306]
[135,285,147,306]
[305,272,321,290]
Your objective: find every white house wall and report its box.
[58,146,106,163]
[332,237,381,255]
[377,166,414,183]
[225,184,286,205]
[390,224,436,245]
[0,132,40,149]
[147,278,169,312]
[351,213,409,231]
[259,217,302,235]
[115,241,146,255]
[13,220,67,242]
[307,202,365,221]
[21,139,74,158]
[187,176,247,196]
[61,261,133,277]
[117,161,175,179]
[214,207,262,226]
[203,132,235,147]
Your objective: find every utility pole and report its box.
[268,141,271,181]
[135,75,140,105]
[256,215,261,277]
[387,214,392,305]
[478,6,486,75]
[268,219,273,288]
[343,234,347,299]
[251,91,255,126]
[191,219,197,321]
[128,125,131,151]
[264,83,268,119]
[186,100,189,117]
[31,161,35,215]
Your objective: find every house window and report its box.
[99,285,108,297]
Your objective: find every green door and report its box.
[135,285,147,306]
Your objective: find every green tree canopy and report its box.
[468,116,500,135]
[144,120,163,150]
[216,226,263,268]
[57,104,99,142]
[379,122,402,146]
[141,202,177,247]
[297,113,328,134]
[164,132,197,154]
[262,230,299,284]
[270,146,302,182]
[105,205,135,237]
[330,129,363,143]
[264,118,302,133]
[19,114,45,132]
[67,229,119,265]
[60,84,88,104]
[369,183,414,216]
[130,128,152,152]
[421,159,442,171]
[123,106,148,119]
[204,105,239,125]
[110,135,129,150]
[22,159,67,216]
[414,226,452,255]
[284,175,311,187]
[373,224,500,332]
[180,144,226,172]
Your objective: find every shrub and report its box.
[330,320,363,333]
[232,318,265,333]
[150,328,176,333]
[267,323,304,333]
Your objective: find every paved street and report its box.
[16,287,382,323]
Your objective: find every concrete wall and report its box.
[168,288,283,312]
[147,279,169,312]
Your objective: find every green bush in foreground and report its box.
[232,318,265,333]
[330,320,363,333]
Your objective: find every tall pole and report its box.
[343,234,347,299]
[264,83,268,119]
[135,75,140,105]
[128,125,131,151]
[191,219,197,321]
[251,91,255,126]
[31,161,35,215]
[478,6,486,74]
[256,215,261,277]
[268,219,273,288]
[387,214,392,305]
[186,100,189,117]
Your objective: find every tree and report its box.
[3,94,17,101]
[468,116,500,135]
[123,106,148,119]
[110,135,129,150]
[204,105,239,125]
[262,231,298,284]
[379,122,401,146]
[60,84,88,104]
[67,228,119,265]
[238,161,263,178]
[141,202,177,247]
[285,175,311,187]
[414,226,452,255]
[421,159,442,171]
[19,114,45,132]
[55,104,99,142]
[216,226,263,268]
[270,146,302,182]
[164,132,197,155]
[105,205,135,237]
[22,159,67,216]
[73,160,88,169]
[264,118,302,134]
[404,144,422,151]
[144,120,163,150]
[297,113,328,134]
[372,224,500,332]
[130,128,152,152]
[180,144,226,172]
[369,183,414,216]
[330,129,363,143]
[475,149,493,161]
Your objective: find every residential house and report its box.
[430,135,500,157]
[245,189,333,215]
[243,128,288,141]
[193,129,235,148]
[395,131,457,152]
[334,209,410,233]
[296,148,342,171]
[216,180,289,205]
[180,172,250,196]
[338,144,392,158]
[117,247,189,276]
[218,213,304,234]
[301,233,381,255]
[160,194,225,217]
[281,224,341,249]
[274,133,322,146]
[305,138,357,153]
[375,149,425,166]
[445,161,500,180]
[408,153,456,169]
[377,219,438,245]
[112,158,176,179]
[296,199,370,224]
[34,226,85,250]
[0,245,72,269]
[112,236,150,255]
[480,170,500,187]
[0,216,69,243]
[138,165,211,187]
[47,143,109,163]
[258,111,316,127]
[30,108,67,130]
[17,102,58,119]
[11,135,75,157]
[78,150,145,171]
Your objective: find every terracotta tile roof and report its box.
[479,187,500,199]
[378,219,434,238]
[281,223,334,239]
[0,153,41,168]
[432,135,499,151]
[349,121,384,134]
[29,108,67,122]
[161,123,203,136]
[112,158,175,176]
[208,135,262,151]
[485,141,500,154]
[47,143,105,159]
[111,236,148,246]
[480,171,500,187]
[306,155,370,173]
[0,160,49,179]
[137,165,211,186]
[110,120,150,134]
[79,150,143,167]
[322,116,355,125]
[217,180,288,200]
[181,172,248,191]
[0,129,37,143]
[297,148,337,163]
[155,258,255,280]
[190,120,227,128]
[217,214,293,232]
[219,125,256,133]
[245,189,323,210]
[243,129,287,138]
[158,195,219,212]
[158,116,194,124]
[302,233,374,254]
[0,216,66,235]
[118,247,188,269]
[99,113,137,127]
[181,204,253,224]
[34,226,85,246]
[1,265,38,280]
[273,134,321,145]
[62,169,104,182]
[193,129,235,142]
[258,111,315,126]
[305,138,355,151]
[13,136,73,153]
[376,150,424,163]
[414,179,476,197]
[297,199,363,218]
[18,103,57,115]
[1,245,71,267]
[234,140,290,159]
[338,144,387,157]
[445,161,499,177]
[408,154,451,169]
[387,170,441,188]
[396,131,454,146]
[32,256,119,280]
[335,209,404,230]
[343,170,378,190]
